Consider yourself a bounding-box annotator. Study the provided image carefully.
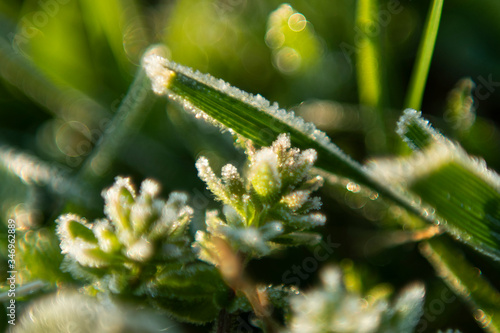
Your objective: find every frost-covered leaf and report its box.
[145,262,228,300]
[379,109,500,260]
[142,45,373,186]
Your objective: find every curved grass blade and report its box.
[404,0,444,110]
[142,46,375,187]
[378,109,500,260]
[421,237,500,332]
[77,55,156,183]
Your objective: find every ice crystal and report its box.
[194,134,325,260]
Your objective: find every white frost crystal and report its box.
[143,47,176,95]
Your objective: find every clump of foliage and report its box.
[195,133,325,261]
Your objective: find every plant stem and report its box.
[76,64,156,185]
[355,0,387,153]
[404,0,444,110]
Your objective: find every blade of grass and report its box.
[404,0,444,110]
[420,237,500,332]
[355,0,387,152]
[373,109,500,260]
[76,51,157,184]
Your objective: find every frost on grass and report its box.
[0,144,88,200]
[285,266,425,333]
[371,109,500,260]
[142,45,359,174]
[194,134,325,262]
[396,109,444,150]
[56,176,194,292]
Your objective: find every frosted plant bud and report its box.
[226,227,270,255]
[56,214,110,268]
[196,157,230,203]
[93,220,121,254]
[149,192,193,240]
[298,196,322,213]
[193,231,219,266]
[126,238,154,262]
[286,149,317,185]
[286,266,425,333]
[205,210,226,235]
[281,190,311,211]
[272,133,292,165]
[259,221,284,239]
[250,148,281,199]
[130,201,154,235]
[165,191,189,211]
[140,178,161,202]
[222,204,245,228]
[221,163,245,197]
[102,177,136,244]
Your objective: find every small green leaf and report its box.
[150,295,221,324]
[59,215,96,244]
[148,262,228,299]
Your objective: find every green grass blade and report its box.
[143,46,373,186]
[77,54,156,183]
[421,237,500,332]
[378,109,500,260]
[404,0,444,110]
[355,0,387,152]
[396,108,442,149]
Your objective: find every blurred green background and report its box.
[1,0,500,332]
